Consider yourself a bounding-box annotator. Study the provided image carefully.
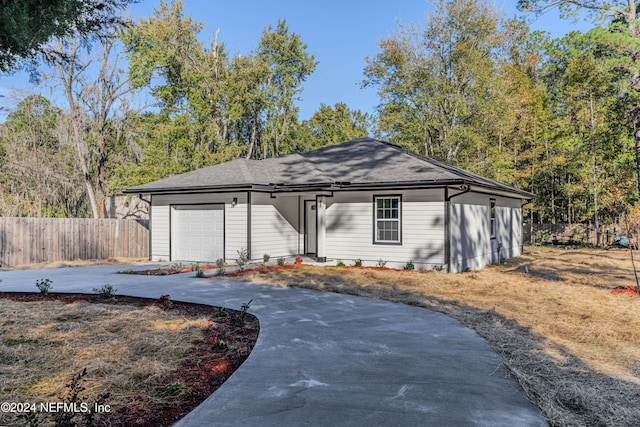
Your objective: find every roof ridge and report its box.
[237,158,254,183]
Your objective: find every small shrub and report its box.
[156,294,173,311]
[263,253,271,263]
[154,382,190,398]
[215,307,228,318]
[336,261,346,267]
[27,368,111,427]
[35,278,53,295]
[230,299,252,328]
[93,284,117,299]
[195,268,205,278]
[277,257,286,266]
[377,259,387,268]
[432,264,444,272]
[352,259,363,267]
[236,248,250,270]
[403,260,415,271]
[191,263,200,272]
[216,258,226,276]
[209,335,231,352]
[295,256,303,265]
[170,262,185,271]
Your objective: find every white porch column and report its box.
[316,195,327,262]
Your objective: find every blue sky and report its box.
[0,0,590,121]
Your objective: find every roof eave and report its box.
[123,183,255,195]
[125,179,534,199]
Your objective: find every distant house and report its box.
[125,138,533,272]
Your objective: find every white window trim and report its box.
[374,195,402,244]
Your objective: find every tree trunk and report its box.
[635,108,640,196]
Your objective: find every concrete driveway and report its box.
[0,265,546,426]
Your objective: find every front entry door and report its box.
[304,200,317,254]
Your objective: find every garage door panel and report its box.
[172,205,224,262]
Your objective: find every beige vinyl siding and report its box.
[325,190,445,269]
[250,193,299,259]
[450,193,522,272]
[150,193,247,262]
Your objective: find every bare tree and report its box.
[46,31,135,218]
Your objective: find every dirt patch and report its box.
[0,293,259,427]
[231,246,640,426]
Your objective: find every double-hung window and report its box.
[374,196,401,244]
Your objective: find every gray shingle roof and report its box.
[126,137,533,198]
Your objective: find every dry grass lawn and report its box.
[234,246,640,426]
[0,296,250,426]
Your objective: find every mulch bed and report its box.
[0,292,259,427]
[118,265,218,276]
[206,263,422,279]
[224,263,308,277]
[612,285,640,296]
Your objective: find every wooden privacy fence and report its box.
[0,217,149,267]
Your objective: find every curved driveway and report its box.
[0,265,546,426]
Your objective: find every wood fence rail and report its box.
[0,217,149,267]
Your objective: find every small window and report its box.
[374,196,401,244]
[490,199,496,239]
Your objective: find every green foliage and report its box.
[363,0,510,167]
[154,382,190,397]
[229,299,252,328]
[216,258,226,276]
[35,278,53,295]
[277,257,286,266]
[352,259,363,267]
[0,95,86,217]
[156,294,173,311]
[0,0,134,73]
[403,261,415,271]
[236,249,250,271]
[293,102,371,152]
[208,335,231,352]
[121,1,317,171]
[93,284,117,299]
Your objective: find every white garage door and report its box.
[172,205,224,262]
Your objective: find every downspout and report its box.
[445,185,471,273]
[247,192,252,260]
